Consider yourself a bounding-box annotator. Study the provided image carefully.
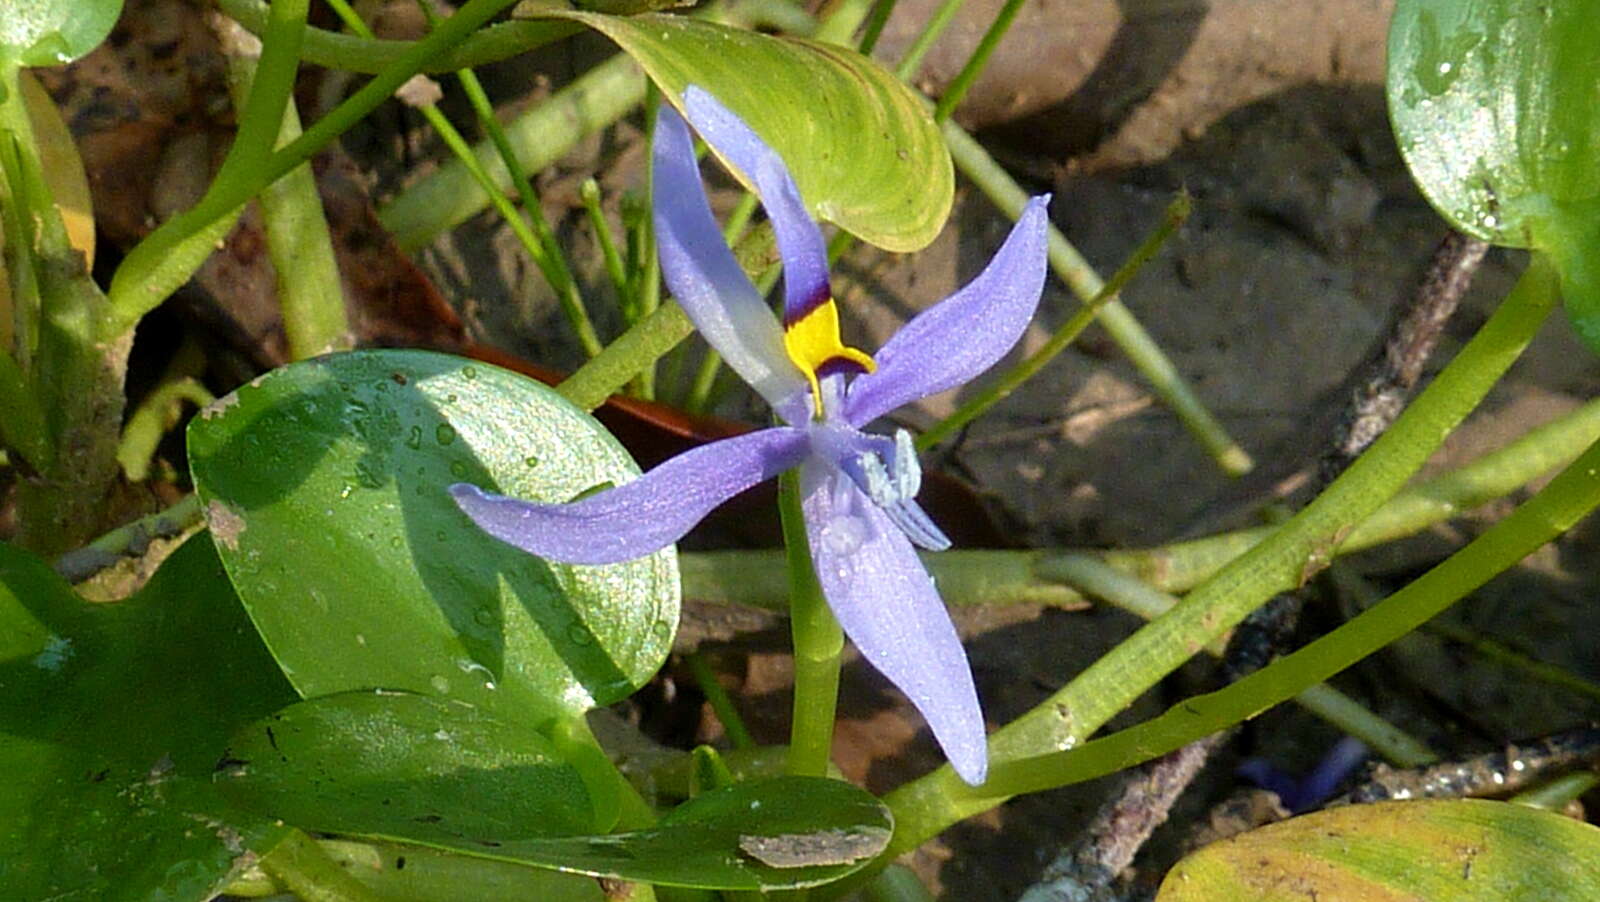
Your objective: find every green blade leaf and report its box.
[0,535,298,901]
[238,774,888,891]
[0,0,121,66]
[1158,799,1600,901]
[186,349,679,725]
[546,11,952,252]
[1388,0,1600,348]
[218,692,597,843]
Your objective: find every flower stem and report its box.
[876,255,1558,862]
[778,470,844,778]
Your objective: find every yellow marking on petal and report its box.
[783,299,875,417]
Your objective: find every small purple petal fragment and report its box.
[654,102,807,408]
[683,86,832,325]
[451,427,807,564]
[844,195,1052,427]
[801,462,987,785]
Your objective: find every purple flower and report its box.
[451,86,1049,785]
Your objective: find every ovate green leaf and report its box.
[187,350,678,726]
[1388,0,1600,348]
[545,12,951,252]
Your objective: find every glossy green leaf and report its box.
[1388,0,1600,347]
[187,350,679,726]
[0,535,298,901]
[257,776,887,891]
[219,692,596,843]
[0,0,122,66]
[544,11,951,252]
[1158,799,1600,901]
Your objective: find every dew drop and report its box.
[449,460,470,478]
[820,516,867,556]
[473,606,496,627]
[565,622,595,646]
[429,674,449,693]
[435,423,457,446]
[389,536,403,550]
[406,425,423,450]
[523,455,540,468]
[461,366,478,380]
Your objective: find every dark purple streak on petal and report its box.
[682,86,832,327]
[655,102,806,408]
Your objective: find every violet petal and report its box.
[801,461,987,785]
[844,196,1051,426]
[683,86,831,325]
[450,427,807,564]
[654,101,807,408]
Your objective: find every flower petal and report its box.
[801,461,987,785]
[683,86,831,326]
[655,101,807,409]
[451,427,807,564]
[843,195,1051,426]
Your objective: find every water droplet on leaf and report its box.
[435,423,456,446]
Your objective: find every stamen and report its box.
[892,429,921,500]
[783,299,875,417]
[886,499,951,551]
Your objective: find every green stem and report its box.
[779,469,843,778]
[219,20,351,360]
[107,0,524,334]
[557,302,694,412]
[1097,392,1600,594]
[891,0,966,79]
[115,377,214,482]
[1,64,129,553]
[940,120,1253,476]
[980,427,1600,799]
[919,189,1190,449]
[878,255,1558,859]
[379,55,645,251]
[1421,619,1600,705]
[687,652,757,750]
[215,0,578,74]
[583,178,633,318]
[1043,553,1435,766]
[931,0,1024,122]
[0,336,50,472]
[680,548,1084,610]
[856,0,898,54]
[1510,772,1600,811]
